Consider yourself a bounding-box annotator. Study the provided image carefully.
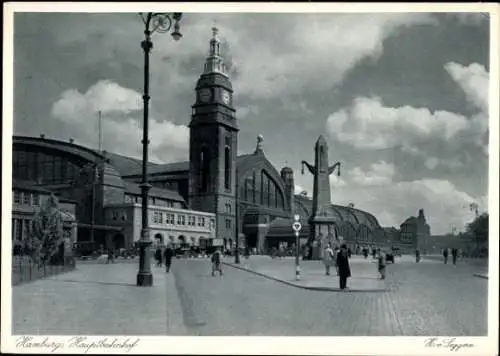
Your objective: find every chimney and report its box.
[69,138,74,144]
[40,134,45,139]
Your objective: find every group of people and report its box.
[323,244,389,289]
[443,247,459,265]
[154,245,224,276]
[154,245,175,272]
[322,244,352,290]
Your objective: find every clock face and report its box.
[199,88,212,103]
[221,90,231,105]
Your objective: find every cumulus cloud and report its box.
[445,62,489,156]
[216,13,436,99]
[424,157,439,170]
[326,96,470,150]
[349,161,396,186]
[51,80,189,163]
[326,62,489,161]
[51,80,142,119]
[331,178,485,234]
[445,62,489,113]
[330,175,347,187]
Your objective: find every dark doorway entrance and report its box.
[246,233,258,249]
[154,233,164,246]
[113,233,125,250]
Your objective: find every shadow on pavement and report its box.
[44,279,137,287]
[172,267,207,328]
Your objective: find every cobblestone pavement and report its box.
[172,257,487,336]
[12,263,186,335]
[12,257,488,336]
[224,256,386,291]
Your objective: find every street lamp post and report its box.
[136,12,183,287]
[234,196,241,264]
[292,214,302,280]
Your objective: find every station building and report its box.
[12,27,404,254]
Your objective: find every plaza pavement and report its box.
[171,257,488,336]
[12,263,186,335]
[223,255,387,291]
[12,255,488,336]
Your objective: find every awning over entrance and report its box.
[77,223,123,232]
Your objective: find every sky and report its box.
[12,11,491,235]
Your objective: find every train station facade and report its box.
[11,27,417,254]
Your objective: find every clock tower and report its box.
[189,27,238,246]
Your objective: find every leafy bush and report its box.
[25,194,65,266]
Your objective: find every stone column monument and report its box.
[301,135,341,260]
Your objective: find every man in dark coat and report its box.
[336,244,351,291]
[164,244,174,273]
[451,248,458,265]
[443,248,449,264]
[155,247,163,267]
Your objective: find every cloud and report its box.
[330,175,347,187]
[294,185,306,195]
[445,13,488,26]
[424,157,439,170]
[216,13,436,100]
[52,80,142,119]
[51,80,189,163]
[444,62,489,113]
[326,62,489,163]
[326,96,470,150]
[349,161,396,186]
[331,178,485,234]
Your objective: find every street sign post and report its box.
[292,215,302,280]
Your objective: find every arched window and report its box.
[224,137,231,190]
[276,188,284,210]
[200,147,209,192]
[252,171,257,204]
[243,178,248,201]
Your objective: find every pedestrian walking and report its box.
[164,244,174,273]
[443,248,449,264]
[323,244,335,276]
[363,247,368,259]
[336,244,351,291]
[377,249,386,279]
[106,249,115,264]
[211,247,223,276]
[333,246,340,275]
[278,244,285,259]
[415,249,421,263]
[303,245,310,261]
[451,248,458,265]
[155,247,163,267]
[372,247,377,259]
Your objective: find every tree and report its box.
[28,194,65,266]
[466,212,488,248]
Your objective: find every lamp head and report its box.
[171,13,183,41]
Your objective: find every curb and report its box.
[223,262,388,293]
[473,273,488,279]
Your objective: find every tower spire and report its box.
[203,26,227,76]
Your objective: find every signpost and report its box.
[292,214,302,281]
